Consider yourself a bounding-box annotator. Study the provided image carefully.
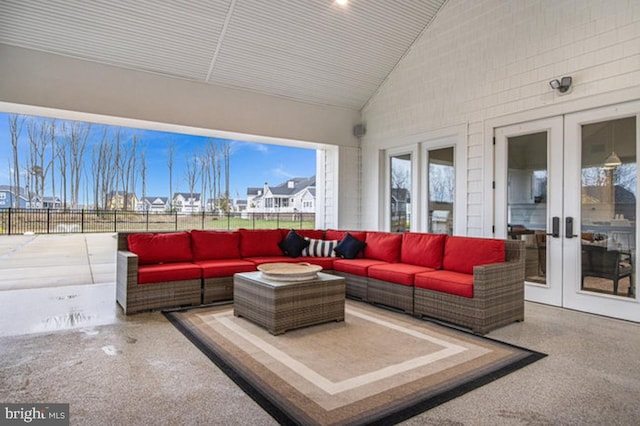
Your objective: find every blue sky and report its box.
[0,112,316,203]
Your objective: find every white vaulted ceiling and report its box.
[0,0,446,110]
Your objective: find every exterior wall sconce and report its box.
[549,76,572,93]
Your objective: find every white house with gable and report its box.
[173,192,202,214]
[246,176,315,214]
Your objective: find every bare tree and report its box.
[167,142,175,210]
[56,132,69,209]
[205,139,218,210]
[63,121,91,208]
[47,120,57,205]
[91,128,114,209]
[223,141,231,211]
[200,154,208,212]
[184,154,200,211]
[120,135,138,210]
[8,114,25,207]
[26,118,52,204]
[139,147,147,206]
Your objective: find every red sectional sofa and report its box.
[116,228,525,334]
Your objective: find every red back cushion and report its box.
[127,232,192,265]
[364,232,402,263]
[401,233,446,269]
[239,229,283,257]
[325,229,367,241]
[442,236,505,274]
[190,230,240,261]
[294,229,325,239]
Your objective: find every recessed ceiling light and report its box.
[335,0,348,7]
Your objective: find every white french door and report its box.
[563,102,639,321]
[495,117,564,306]
[495,101,640,322]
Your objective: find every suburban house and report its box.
[246,177,315,214]
[30,195,62,209]
[172,192,202,214]
[234,198,247,214]
[105,191,138,211]
[0,186,29,209]
[1,0,640,423]
[137,196,170,213]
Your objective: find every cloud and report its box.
[271,166,295,179]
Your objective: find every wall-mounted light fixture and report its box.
[549,76,572,93]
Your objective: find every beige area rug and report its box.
[164,300,545,425]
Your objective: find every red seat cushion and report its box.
[414,270,474,298]
[364,232,402,263]
[333,258,388,276]
[191,230,241,261]
[239,229,284,257]
[443,236,505,274]
[195,259,256,278]
[401,233,446,269]
[298,257,335,270]
[127,232,193,265]
[368,263,435,286]
[137,262,201,284]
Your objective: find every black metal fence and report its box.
[0,208,316,235]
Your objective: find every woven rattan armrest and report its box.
[116,250,139,313]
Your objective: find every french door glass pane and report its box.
[580,117,636,298]
[427,147,454,235]
[390,154,411,232]
[507,132,547,285]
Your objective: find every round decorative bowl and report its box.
[257,262,323,282]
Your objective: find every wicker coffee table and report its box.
[233,270,346,335]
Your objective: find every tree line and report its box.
[5,114,231,211]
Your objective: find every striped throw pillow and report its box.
[302,238,339,257]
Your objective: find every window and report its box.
[390,153,411,232]
[427,147,454,235]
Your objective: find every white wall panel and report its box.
[361,0,640,237]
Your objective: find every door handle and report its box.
[546,216,560,238]
[565,217,578,238]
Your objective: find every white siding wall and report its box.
[361,0,640,236]
[338,145,361,230]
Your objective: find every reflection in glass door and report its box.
[507,133,548,285]
[427,147,454,234]
[390,154,411,232]
[579,117,636,298]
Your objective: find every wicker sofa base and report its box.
[414,287,524,334]
[203,276,234,304]
[116,278,202,314]
[367,278,414,314]
[332,271,368,300]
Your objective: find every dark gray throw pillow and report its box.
[334,233,366,259]
[278,230,310,258]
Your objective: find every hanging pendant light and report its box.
[604,151,622,167]
[603,121,622,168]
